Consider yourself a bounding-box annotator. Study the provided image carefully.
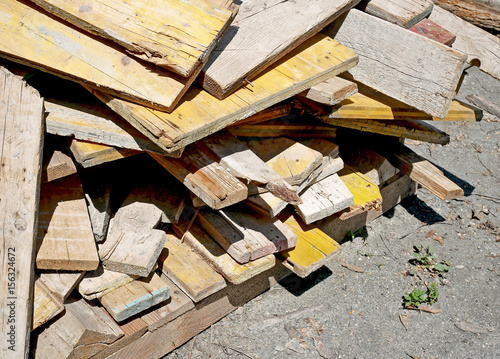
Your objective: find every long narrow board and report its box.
[432,0,500,33]
[0,0,191,112]
[32,279,64,331]
[322,119,450,145]
[297,76,358,106]
[277,211,341,278]
[70,139,141,168]
[36,174,100,271]
[158,234,226,302]
[200,0,360,98]
[30,0,233,77]
[45,99,170,154]
[0,67,44,358]
[150,145,248,210]
[326,84,480,121]
[229,122,338,138]
[363,0,434,28]
[172,221,276,285]
[429,6,500,81]
[325,9,467,118]
[90,35,358,153]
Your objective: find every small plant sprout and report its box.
[403,283,439,308]
[411,245,450,273]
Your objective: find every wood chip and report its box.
[340,261,364,273]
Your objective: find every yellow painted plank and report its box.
[329,84,480,121]
[91,35,358,153]
[32,279,64,331]
[31,0,233,77]
[69,139,141,168]
[0,0,188,111]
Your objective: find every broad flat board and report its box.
[0,67,44,358]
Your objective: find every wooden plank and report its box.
[277,211,341,278]
[70,139,140,168]
[90,35,358,153]
[34,298,124,359]
[429,6,500,81]
[30,0,233,77]
[45,99,171,154]
[172,221,276,285]
[150,146,248,210]
[201,132,301,204]
[32,279,64,331]
[41,149,77,183]
[322,119,450,145]
[36,174,100,271]
[0,66,44,357]
[246,138,323,186]
[229,122,338,138]
[363,0,434,28]
[99,272,170,322]
[158,234,226,302]
[226,102,293,128]
[432,0,500,32]
[377,143,464,200]
[342,147,399,186]
[78,267,139,301]
[326,84,481,121]
[200,0,360,98]
[326,9,467,118]
[297,77,358,106]
[409,19,457,46]
[296,174,354,224]
[0,0,190,112]
[38,271,85,303]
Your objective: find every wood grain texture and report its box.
[409,19,457,46]
[0,0,190,111]
[41,149,77,183]
[36,174,100,271]
[32,279,64,331]
[172,221,276,285]
[297,76,358,106]
[78,267,139,300]
[429,6,500,81]
[455,66,500,117]
[326,9,467,118]
[200,0,360,98]
[38,271,85,303]
[278,211,341,278]
[342,147,399,186]
[364,0,434,28]
[229,122,338,138]
[30,0,233,76]
[90,35,358,153]
[0,66,44,358]
[432,0,500,32]
[158,234,226,302]
[150,146,248,210]
[322,119,451,145]
[99,272,170,322]
[326,83,480,121]
[70,139,141,168]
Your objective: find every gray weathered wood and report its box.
[326,9,467,118]
[0,67,44,357]
[78,267,139,300]
[200,0,361,98]
[81,172,112,243]
[364,0,434,28]
[38,271,85,303]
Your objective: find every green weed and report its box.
[403,283,439,308]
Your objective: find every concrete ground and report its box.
[164,114,500,359]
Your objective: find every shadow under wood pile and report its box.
[0,0,497,358]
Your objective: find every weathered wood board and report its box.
[34,297,124,359]
[326,9,467,118]
[278,211,341,277]
[172,221,276,285]
[326,84,481,121]
[90,35,358,153]
[0,0,191,111]
[296,174,354,224]
[78,267,139,300]
[409,19,457,46]
[323,119,451,145]
[30,0,234,77]
[38,271,85,303]
[200,0,360,98]
[158,234,226,302]
[99,272,170,322]
[229,121,338,138]
[342,147,400,186]
[297,76,358,106]
[429,6,500,81]
[70,139,141,168]
[0,67,44,357]
[36,175,100,271]
[363,0,434,28]
[41,149,77,183]
[432,0,500,32]
[150,146,248,210]
[32,279,64,331]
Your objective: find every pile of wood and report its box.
[1,0,498,358]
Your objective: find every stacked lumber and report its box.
[0,0,497,357]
